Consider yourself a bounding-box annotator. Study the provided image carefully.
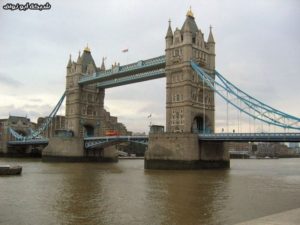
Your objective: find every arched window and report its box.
[87,106,93,116]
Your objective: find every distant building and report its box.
[225,142,251,152]
[149,125,164,134]
[37,115,66,138]
[288,143,299,148]
[132,132,146,136]
[225,142,251,159]
[0,116,37,155]
[257,143,298,158]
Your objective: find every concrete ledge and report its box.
[144,159,230,170]
[234,208,300,225]
[42,155,118,163]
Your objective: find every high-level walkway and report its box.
[78,55,166,86]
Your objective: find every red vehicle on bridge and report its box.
[105,130,120,136]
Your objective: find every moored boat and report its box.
[0,165,22,175]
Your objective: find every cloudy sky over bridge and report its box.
[0,0,299,132]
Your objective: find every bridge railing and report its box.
[199,133,300,137]
[198,132,300,142]
[8,92,66,141]
[96,68,165,88]
[79,55,165,84]
[84,135,149,149]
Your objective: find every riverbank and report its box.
[235,208,300,225]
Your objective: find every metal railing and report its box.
[79,55,165,85]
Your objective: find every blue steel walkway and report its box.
[84,133,300,149]
[78,55,166,86]
[198,133,300,142]
[84,136,149,149]
[7,139,49,146]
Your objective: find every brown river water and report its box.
[0,158,299,225]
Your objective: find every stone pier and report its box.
[144,133,229,170]
[42,137,118,162]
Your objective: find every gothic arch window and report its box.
[174,49,179,57]
[88,94,92,102]
[87,105,93,116]
[82,106,86,115]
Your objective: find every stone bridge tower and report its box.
[165,8,215,134]
[43,46,126,162]
[145,9,229,169]
[65,46,105,138]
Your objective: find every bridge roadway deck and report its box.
[7,139,49,146]
[7,133,300,147]
[84,135,148,149]
[199,133,300,142]
[84,132,300,149]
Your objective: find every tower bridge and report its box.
[5,9,300,168]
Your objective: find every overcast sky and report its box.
[0,0,299,133]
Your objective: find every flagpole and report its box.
[148,113,152,128]
[122,48,129,64]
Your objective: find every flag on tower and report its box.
[122,48,128,53]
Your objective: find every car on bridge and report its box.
[105,130,120,136]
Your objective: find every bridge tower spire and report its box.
[207,25,215,70]
[165,19,173,48]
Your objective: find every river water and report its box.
[0,158,299,225]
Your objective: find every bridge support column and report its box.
[144,133,229,169]
[42,137,118,162]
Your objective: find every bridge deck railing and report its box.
[79,55,165,84]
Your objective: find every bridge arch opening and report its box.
[83,125,94,137]
[192,115,211,134]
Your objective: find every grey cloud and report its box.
[0,72,22,87]
[27,98,43,103]
[0,104,57,123]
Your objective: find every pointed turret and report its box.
[207,25,215,70]
[207,25,215,43]
[67,54,72,74]
[165,19,173,38]
[77,51,82,64]
[165,19,173,48]
[100,57,106,71]
[67,54,72,68]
